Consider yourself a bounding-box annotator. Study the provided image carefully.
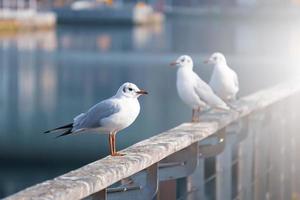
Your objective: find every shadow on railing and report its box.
[5,78,300,200]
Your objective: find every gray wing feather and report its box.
[193,73,229,110]
[73,99,120,130]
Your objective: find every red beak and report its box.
[170,61,178,66]
[136,89,148,95]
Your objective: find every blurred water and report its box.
[0,17,300,198]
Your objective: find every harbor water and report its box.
[0,16,300,198]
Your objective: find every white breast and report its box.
[101,98,140,132]
[176,68,205,109]
[210,64,238,101]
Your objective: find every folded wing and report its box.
[193,73,229,110]
[73,99,121,131]
[232,69,239,94]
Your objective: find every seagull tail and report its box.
[44,123,74,137]
[215,104,230,111]
[55,128,74,138]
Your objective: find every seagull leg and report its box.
[192,109,196,122]
[109,132,114,156]
[196,107,201,122]
[112,131,125,156]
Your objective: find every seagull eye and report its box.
[181,58,185,62]
[128,88,133,91]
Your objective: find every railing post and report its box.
[186,159,205,200]
[159,143,198,181]
[237,117,254,200]
[181,127,227,200]
[253,110,272,200]
[289,96,300,199]
[159,143,198,199]
[107,163,158,200]
[216,128,232,200]
[267,102,292,200]
[281,115,292,200]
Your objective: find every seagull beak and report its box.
[136,89,148,95]
[170,61,178,67]
[203,60,209,64]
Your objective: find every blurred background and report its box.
[1,0,300,198]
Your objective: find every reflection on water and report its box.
[1,17,300,197]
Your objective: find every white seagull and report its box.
[204,52,239,102]
[170,55,229,122]
[45,82,148,156]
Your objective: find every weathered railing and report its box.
[5,78,300,200]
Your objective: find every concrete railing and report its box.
[5,78,300,200]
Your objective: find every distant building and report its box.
[168,0,294,7]
[0,0,37,10]
[30,0,299,9]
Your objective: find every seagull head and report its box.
[204,52,227,65]
[170,55,193,69]
[117,82,148,98]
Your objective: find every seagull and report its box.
[170,55,229,122]
[44,82,148,156]
[204,52,239,102]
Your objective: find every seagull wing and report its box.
[227,66,239,100]
[73,99,121,131]
[192,72,229,110]
[232,69,239,92]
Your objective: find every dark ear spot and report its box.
[123,86,126,93]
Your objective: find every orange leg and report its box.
[192,109,197,122]
[196,107,201,122]
[111,132,125,156]
[109,133,114,155]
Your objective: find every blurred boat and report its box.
[0,10,56,31]
[0,0,56,31]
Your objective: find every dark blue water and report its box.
[0,17,299,198]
